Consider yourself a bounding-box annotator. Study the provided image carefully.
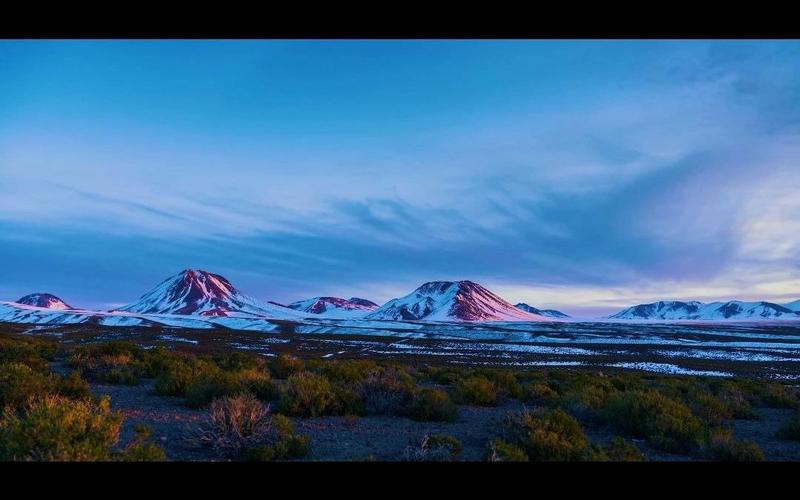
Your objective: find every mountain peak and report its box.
[116,269,295,318]
[16,293,72,310]
[288,296,379,318]
[367,280,553,322]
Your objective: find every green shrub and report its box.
[406,388,458,422]
[526,383,558,404]
[599,436,645,461]
[0,362,51,410]
[359,366,416,415]
[55,371,92,400]
[688,391,734,427]
[246,413,310,461]
[760,382,798,409]
[154,358,221,397]
[0,395,122,461]
[0,337,56,372]
[502,408,588,461]
[776,412,800,441]
[602,389,707,454]
[214,352,262,372]
[270,354,303,379]
[322,359,378,384]
[68,342,143,385]
[182,368,274,408]
[455,376,498,406]
[278,371,335,417]
[118,424,167,461]
[707,429,763,461]
[485,439,528,461]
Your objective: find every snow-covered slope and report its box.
[785,300,800,312]
[15,293,73,310]
[514,303,570,318]
[365,281,552,322]
[609,300,800,320]
[116,269,302,319]
[287,296,379,318]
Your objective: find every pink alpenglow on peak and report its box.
[115,268,302,319]
[287,296,379,318]
[16,293,73,310]
[365,280,556,322]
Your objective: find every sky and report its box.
[1,40,799,317]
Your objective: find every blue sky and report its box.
[1,40,799,316]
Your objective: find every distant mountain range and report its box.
[287,296,379,318]
[1,269,798,330]
[608,300,800,320]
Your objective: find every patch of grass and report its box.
[602,389,707,454]
[407,388,458,422]
[0,394,122,461]
[502,408,589,461]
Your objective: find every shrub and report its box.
[502,408,588,461]
[68,342,143,385]
[526,383,558,404]
[359,367,416,415]
[600,436,645,461]
[776,412,800,441]
[475,369,523,400]
[279,371,335,417]
[707,429,764,462]
[602,389,707,454]
[198,394,274,456]
[183,368,274,408]
[322,359,378,384]
[154,358,221,398]
[485,439,528,461]
[0,337,56,372]
[0,362,51,410]
[760,382,798,409]
[55,371,92,401]
[119,424,167,461]
[0,395,122,461]
[197,394,309,460]
[406,388,458,422]
[246,414,310,461]
[688,391,734,427]
[455,376,498,406]
[404,433,462,461]
[214,352,262,372]
[271,354,303,379]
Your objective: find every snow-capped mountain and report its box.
[609,300,800,320]
[115,269,302,319]
[365,281,553,322]
[15,293,73,310]
[514,303,570,318]
[287,296,379,318]
[785,300,800,312]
